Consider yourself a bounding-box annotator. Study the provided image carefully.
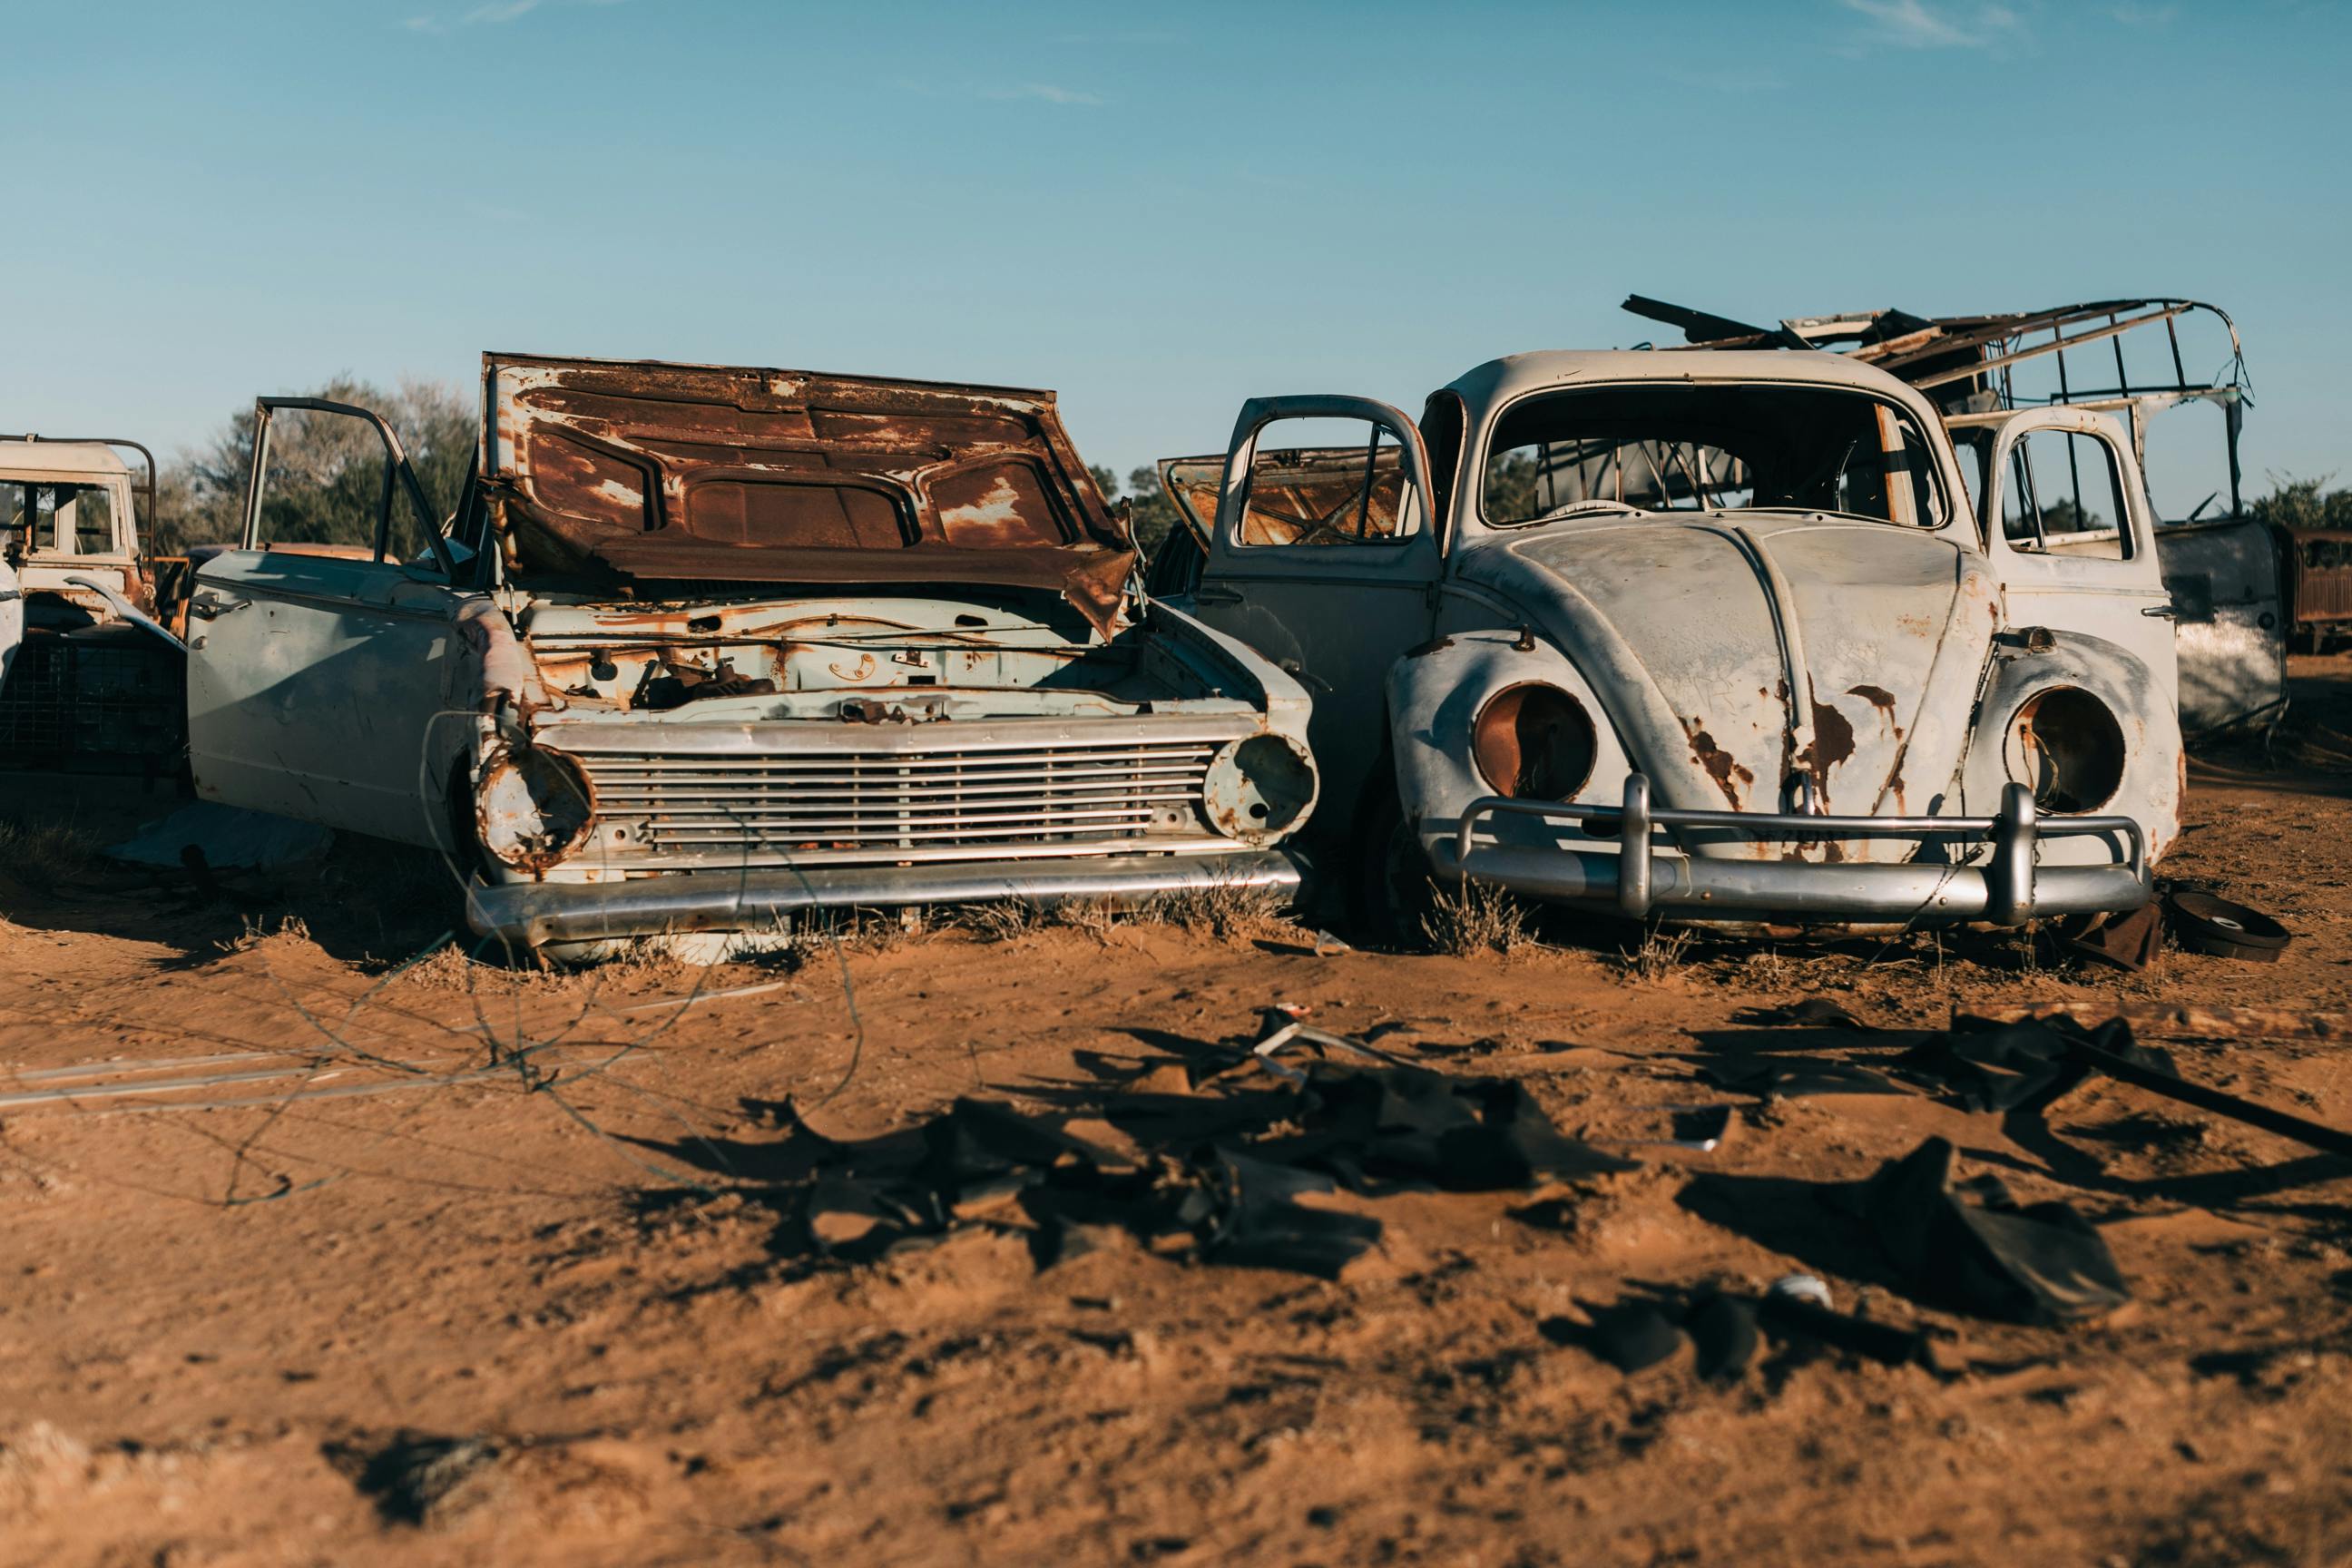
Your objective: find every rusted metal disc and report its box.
[2165,890,2292,962]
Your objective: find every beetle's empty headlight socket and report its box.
[1473,682,1598,800]
[476,745,596,872]
[1200,734,1317,845]
[2004,687,2126,813]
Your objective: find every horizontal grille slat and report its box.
[575,738,1224,855]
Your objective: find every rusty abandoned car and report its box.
[1155,348,2180,935]
[1622,294,2344,733]
[178,356,1317,957]
[1,435,187,769]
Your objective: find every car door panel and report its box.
[1191,397,1441,828]
[183,398,470,848]
[1983,407,2178,684]
[186,551,467,846]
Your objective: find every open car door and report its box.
[184,398,468,848]
[1186,396,1440,826]
[1963,406,2179,688]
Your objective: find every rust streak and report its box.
[1848,683,1897,715]
[1793,700,1856,808]
[1682,720,1751,809]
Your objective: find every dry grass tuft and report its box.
[1616,925,1694,983]
[1420,879,1534,957]
[0,820,103,889]
[1141,883,1297,946]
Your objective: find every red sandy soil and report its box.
[0,655,2347,1568]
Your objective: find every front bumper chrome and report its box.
[466,848,1304,949]
[1437,776,2147,927]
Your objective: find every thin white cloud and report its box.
[987,83,1107,108]
[402,0,624,34]
[1838,0,2024,50]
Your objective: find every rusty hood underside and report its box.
[480,354,1136,637]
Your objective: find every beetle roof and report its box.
[1442,348,1945,417]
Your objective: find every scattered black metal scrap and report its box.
[1929,1014,2352,1161]
[1863,1136,2132,1325]
[746,1021,1636,1279]
[1901,1014,2178,1114]
[1703,1057,1904,1100]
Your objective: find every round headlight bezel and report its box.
[475,744,597,872]
[1199,733,1318,846]
[2004,685,2127,814]
[1471,681,1599,801]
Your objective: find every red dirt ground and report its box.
[1,654,2347,1568]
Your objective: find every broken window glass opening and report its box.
[1480,383,1948,529]
[2,481,118,555]
[2000,428,2133,560]
[1236,416,1418,548]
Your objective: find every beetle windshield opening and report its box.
[1483,383,1948,529]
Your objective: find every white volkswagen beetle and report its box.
[1156,349,2180,936]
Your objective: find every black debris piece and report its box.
[1863,1136,2132,1324]
[1902,1015,2177,1113]
[1913,1014,2352,1161]
[328,1431,504,1527]
[1186,1147,1383,1279]
[1703,1057,1905,1099]
[2061,903,2165,973]
[1579,1302,1689,1374]
[1685,1292,1762,1380]
[2166,889,2292,962]
[734,1032,1634,1279]
[1754,1291,1932,1368]
[1731,997,1865,1029]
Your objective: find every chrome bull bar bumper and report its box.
[466,849,1304,949]
[1439,776,2147,927]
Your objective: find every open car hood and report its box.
[481,353,1135,637]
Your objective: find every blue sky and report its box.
[6,0,2346,500]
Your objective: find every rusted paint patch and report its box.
[1848,683,1897,715]
[1681,719,1755,809]
[1793,700,1856,806]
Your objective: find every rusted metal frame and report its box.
[1906,308,2195,393]
[1868,300,2191,379]
[245,397,457,576]
[0,435,157,542]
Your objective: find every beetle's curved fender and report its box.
[1958,630,2182,868]
[1385,628,1635,863]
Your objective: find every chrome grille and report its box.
[578,740,1218,855]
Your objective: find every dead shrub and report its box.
[0,819,103,888]
[952,899,1050,943]
[1421,879,1534,957]
[1141,882,1296,946]
[1616,925,1693,982]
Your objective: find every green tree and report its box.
[2250,475,2352,532]
[155,377,475,556]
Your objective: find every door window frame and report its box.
[242,397,457,577]
[1973,407,2158,580]
[1209,396,1440,569]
